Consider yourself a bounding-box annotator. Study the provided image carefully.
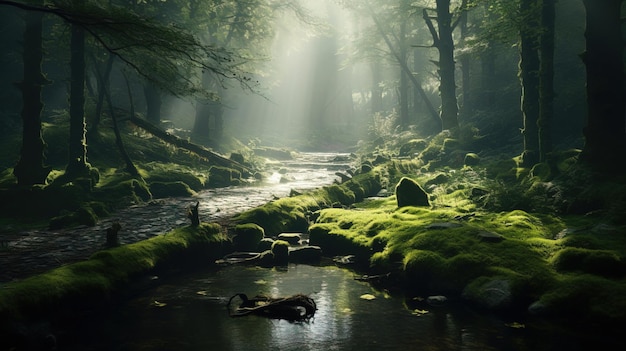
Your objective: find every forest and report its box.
[0,0,625,349]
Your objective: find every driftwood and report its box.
[128,115,251,175]
[227,293,316,322]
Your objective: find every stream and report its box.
[58,264,614,351]
[3,153,622,350]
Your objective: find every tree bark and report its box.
[579,0,626,171]
[459,2,471,117]
[143,83,162,124]
[13,5,51,186]
[370,62,383,114]
[435,0,459,131]
[538,0,555,163]
[399,19,409,128]
[65,22,90,178]
[518,0,541,167]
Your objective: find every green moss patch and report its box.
[0,223,227,321]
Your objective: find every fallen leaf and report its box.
[254,279,267,285]
[360,293,376,301]
[196,291,208,296]
[153,300,167,307]
[505,322,525,329]
[412,309,429,316]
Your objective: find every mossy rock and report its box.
[399,139,428,157]
[230,152,245,164]
[257,238,275,252]
[149,181,196,198]
[271,240,290,265]
[208,166,240,187]
[464,153,480,166]
[232,223,265,251]
[253,147,293,160]
[49,205,99,230]
[395,177,430,207]
[552,247,624,277]
[290,246,322,263]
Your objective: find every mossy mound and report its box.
[271,240,289,265]
[208,166,241,187]
[232,223,265,251]
[0,223,227,321]
[233,167,386,237]
[149,181,196,198]
[395,177,430,207]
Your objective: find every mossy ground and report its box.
[0,223,228,321]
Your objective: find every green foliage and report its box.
[551,247,624,277]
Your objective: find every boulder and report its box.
[233,223,265,251]
[289,246,323,263]
[277,233,302,245]
[395,177,430,208]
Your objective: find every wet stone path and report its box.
[0,153,352,283]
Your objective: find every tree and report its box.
[422,0,460,131]
[538,0,555,163]
[12,0,51,186]
[518,0,541,167]
[579,0,626,171]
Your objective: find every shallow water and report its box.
[58,264,619,351]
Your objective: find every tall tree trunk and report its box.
[459,4,471,117]
[88,53,114,139]
[436,0,459,131]
[518,0,541,167]
[143,83,162,124]
[538,0,555,163]
[65,23,90,178]
[579,0,626,171]
[399,18,409,128]
[13,5,50,186]
[370,62,383,114]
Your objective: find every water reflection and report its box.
[60,264,621,351]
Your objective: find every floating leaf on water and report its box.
[196,291,208,296]
[412,296,424,302]
[505,322,525,329]
[360,293,376,301]
[254,279,267,285]
[341,308,353,314]
[412,309,429,316]
[152,300,167,307]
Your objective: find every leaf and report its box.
[360,293,376,300]
[196,290,208,296]
[412,309,429,316]
[152,300,167,307]
[254,279,267,285]
[505,322,525,329]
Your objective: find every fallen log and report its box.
[227,293,316,322]
[128,115,251,176]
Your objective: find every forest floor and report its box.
[1,120,626,328]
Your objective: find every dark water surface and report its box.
[59,264,618,351]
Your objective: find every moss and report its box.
[208,166,238,187]
[464,153,480,166]
[232,223,265,251]
[143,162,205,191]
[149,181,196,198]
[0,223,227,320]
[551,247,624,277]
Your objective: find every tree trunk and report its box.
[459,4,471,117]
[436,0,459,131]
[518,0,541,167]
[370,62,383,114]
[370,11,440,125]
[538,0,555,163]
[398,20,409,128]
[88,54,114,139]
[579,0,626,171]
[13,5,51,186]
[65,23,90,178]
[143,83,162,124]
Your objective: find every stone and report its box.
[277,233,302,245]
[289,246,322,263]
[395,177,430,208]
[426,295,448,306]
